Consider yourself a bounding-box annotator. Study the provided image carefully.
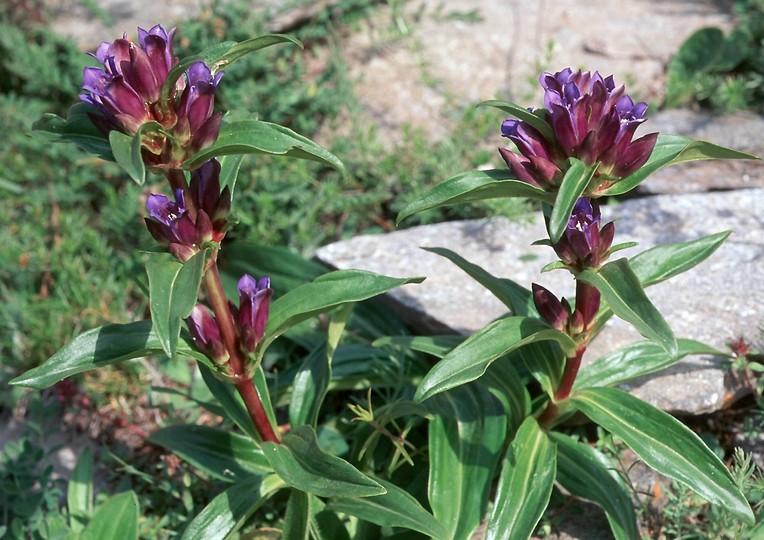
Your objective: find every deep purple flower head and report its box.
[552,198,614,270]
[187,304,229,364]
[80,25,223,169]
[144,158,231,261]
[235,275,273,354]
[500,68,658,192]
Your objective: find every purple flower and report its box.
[80,25,223,169]
[500,68,658,192]
[144,158,231,260]
[552,198,614,270]
[187,305,229,364]
[236,275,273,354]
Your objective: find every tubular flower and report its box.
[80,24,223,168]
[234,275,273,355]
[187,304,229,365]
[144,159,231,261]
[500,68,658,192]
[552,198,614,271]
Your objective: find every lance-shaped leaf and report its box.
[578,258,677,356]
[567,387,754,524]
[147,250,207,360]
[289,304,353,428]
[181,474,285,540]
[414,317,577,403]
[261,425,385,498]
[329,478,447,539]
[478,99,556,141]
[515,341,564,398]
[219,153,245,200]
[161,34,302,105]
[282,489,311,540]
[80,491,139,540]
[548,158,598,243]
[423,247,537,316]
[199,364,259,441]
[149,425,272,482]
[31,103,114,159]
[600,134,759,196]
[427,383,506,540]
[396,169,552,225]
[262,270,424,353]
[574,338,727,390]
[108,121,164,185]
[550,432,638,540]
[629,231,730,287]
[68,448,94,533]
[486,417,556,540]
[482,362,531,434]
[9,320,208,389]
[373,335,466,358]
[182,120,346,176]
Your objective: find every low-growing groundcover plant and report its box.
[9,22,763,540]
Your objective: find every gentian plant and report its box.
[394,68,759,538]
[10,23,760,539]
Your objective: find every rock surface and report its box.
[316,188,764,415]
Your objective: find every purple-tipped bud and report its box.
[552,198,615,270]
[187,305,229,364]
[80,26,223,169]
[532,283,569,330]
[144,159,230,260]
[237,275,273,354]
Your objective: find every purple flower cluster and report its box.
[144,159,231,261]
[500,68,658,191]
[81,25,223,168]
[187,275,273,363]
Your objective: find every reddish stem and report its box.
[203,262,280,443]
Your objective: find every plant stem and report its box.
[203,261,280,443]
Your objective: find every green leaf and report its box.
[80,491,139,540]
[482,362,531,434]
[182,120,346,176]
[199,364,259,441]
[396,169,552,225]
[427,383,506,540]
[515,341,565,398]
[574,338,726,390]
[415,317,577,403]
[219,153,245,200]
[148,425,272,482]
[181,474,285,540]
[147,251,207,360]
[600,135,759,196]
[423,247,536,316]
[108,121,162,185]
[282,489,311,540]
[578,258,676,356]
[486,418,556,540]
[289,304,353,428]
[548,159,598,243]
[263,270,424,353]
[477,99,555,141]
[568,387,754,524]
[261,425,385,498]
[31,103,113,159]
[550,432,638,540]
[629,231,730,287]
[372,335,465,358]
[67,447,93,533]
[329,478,447,539]
[10,320,208,389]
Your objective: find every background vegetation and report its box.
[2,0,764,537]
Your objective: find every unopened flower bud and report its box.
[532,283,568,331]
[187,304,229,364]
[236,274,273,354]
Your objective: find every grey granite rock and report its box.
[637,109,764,194]
[315,188,764,415]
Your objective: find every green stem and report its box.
[203,261,280,443]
